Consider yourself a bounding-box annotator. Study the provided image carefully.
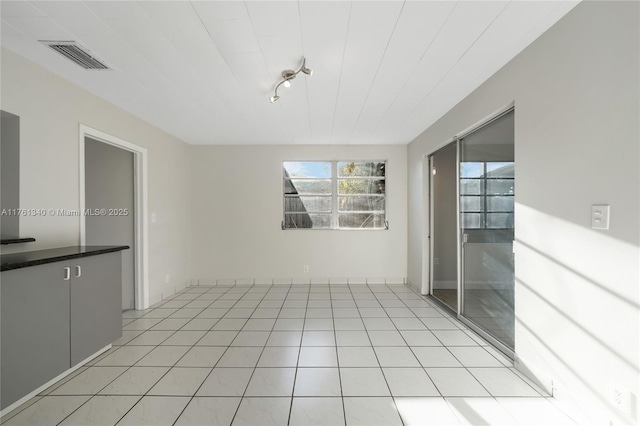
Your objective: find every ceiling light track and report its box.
[269,57,313,103]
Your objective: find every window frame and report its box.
[283,161,333,230]
[282,160,388,231]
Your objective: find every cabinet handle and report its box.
[63,267,71,281]
[74,265,82,278]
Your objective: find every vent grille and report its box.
[41,41,109,70]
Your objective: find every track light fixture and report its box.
[269,57,312,103]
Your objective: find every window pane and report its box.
[462,213,483,229]
[284,160,387,231]
[461,196,482,212]
[486,179,514,195]
[487,196,514,212]
[461,179,483,195]
[338,179,385,195]
[339,196,384,212]
[285,179,331,195]
[337,161,385,177]
[486,213,514,229]
[284,213,331,229]
[461,162,484,178]
[338,213,385,229]
[486,162,514,178]
[283,161,331,178]
[285,196,331,213]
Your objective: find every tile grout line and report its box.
[227,283,294,426]
[393,285,446,400]
[95,286,235,425]
[400,285,511,401]
[9,286,232,426]
[169,284,255,426]
[404,286,509,400]
[286,284,311,426]
[365,283,407,425]
[330,284,348,426]
[5,283,557,426]
[112,285,239,426]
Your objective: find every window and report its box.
[283,161,387,230]
[460,161,514,229]
[283,161,332,229]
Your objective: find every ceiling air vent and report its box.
[40,41,110,70]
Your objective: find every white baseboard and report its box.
[148,282,189,307]
[187,277,408,286]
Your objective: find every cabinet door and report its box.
[70,252,122,366]
[1,262,70,410]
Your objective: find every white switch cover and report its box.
[591,205,610,230]
[151,213,157,223]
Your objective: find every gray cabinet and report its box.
[0,252,122,410]
[1,110,20,239]
[70,252,122,365]
[1,262,70,410]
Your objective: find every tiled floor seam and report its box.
[79,284,240,426]
[1,283,574,426]
[229,284,292,426]
[168,284,257,426]
[331,285,349,426]
[285,284,310,426]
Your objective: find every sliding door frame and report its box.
[427,102,516,360]
[427,141,459,312]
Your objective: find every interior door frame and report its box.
[78,124,150,310]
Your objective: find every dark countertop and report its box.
[1,245,130,271]
[1,237,36,245]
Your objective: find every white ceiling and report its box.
[0,0,579,145]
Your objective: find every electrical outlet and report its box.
[165,274,170,284]
[151,213,157,223]
[434,257,439,265]
[303,265,309,273]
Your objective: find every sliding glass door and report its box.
[459,109,515,351]
[428,108,515,355]
[429,143,459,312]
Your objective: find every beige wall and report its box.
[190,144,407,284]
[407,2,639,423]
[0,48,192,305]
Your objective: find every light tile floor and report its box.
[1,284,577,425]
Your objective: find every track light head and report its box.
[269,57,312,103]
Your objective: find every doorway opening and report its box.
[79,125,149,310]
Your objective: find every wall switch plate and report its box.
[303,265,309,273]
[609,385,635,418]
[591,204,610,230]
